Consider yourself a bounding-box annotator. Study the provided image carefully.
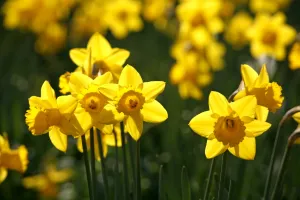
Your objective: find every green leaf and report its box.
[181,166,191,200]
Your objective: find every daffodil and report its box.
[234,64,284,121]
[70,32,130,81]
[99,65,168,140]
[104,0,143,39]
[68,72,123,135]
[225,12,253,49]
[25,81,78,152]
[288,42,300,70]
[250,0,291,13]
[23,164,72,197]
[0,133,28,184]
[247,12,296,61]
[189,92,271,159]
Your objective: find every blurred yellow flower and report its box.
[293,112,300,124]
[247,12,296,61]
[0,133,28,184]
[235,64,284,121]
[250,0,291,13]
[288,42,300,70]
[99,65,168,140]
[68,72,123,135]
[25,81,78,152]
[225,12,253,49]
[23,164,72,198]
[104,0,143,39]
[70,32,130,81]
[189,92,271,159]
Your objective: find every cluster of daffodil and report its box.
[0,133,29,184]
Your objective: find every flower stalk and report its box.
[203,158,216,200]
[90,128,97,200]
[135,140,141,200]
[217,152,227,200]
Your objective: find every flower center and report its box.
[118,90,145,114]
[214,116,245,146]
[46,109,62,126]
[262,31,277,46]
[81,92,106,113]
[191,13,206,27]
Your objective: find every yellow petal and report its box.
[233,89,247,101]
[104,129,122,147]
[256,105,269,121]
[0,168,8,184]
[69,48,87,67]
[119,64,143,88]
[92,104,124,125]
[230,96,257,118]
[106,48,130,66]
[254,65,269,88]
[142,81,166,102]
[205,139,228,159]
[228,137,256,160]
[0,146,28,173]
[47,168,73,183]
[29,96,52,109]
[41,81,57,107]
[69,72,93,95]
[189,111,216,138]
[57,95,77,116]
[49,127,68,152]
[95,124,113,135]
[125,113,143,141]
[87,32,112,59]
[99,83,119,100]
[71,109,93,135]
[23,175,48,190]
[293,112,300,124]
[93,72,113,86]
[209,91,230,116]
[241,64,258,88]
[141,100,168,123]
[245,120,271,137]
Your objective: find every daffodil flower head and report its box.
[235,64,284,121]
[99,65,168,140]
[69,72,123,135]
[189,92,271,160]
[289,42,300,70]
[25,81,78,152]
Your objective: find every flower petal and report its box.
[141,100,168,123]
[92,104,124,125]
[106,48,130,66]
[293,112,300,124]
[241,64,258,88]
[28,96,52,109]
[49,127,68,152]
[57,95,77,116]
[119,64,143,88]
[205,139,228,159]
[71,109,93,135]
[233,89,247,101]
[256,105,269,121]
[228,137,256,160]
[230,95,257,118]
[245,120,271,137]
[41,81,57,107]
[69,48,87,67]
[99,83,119,100]
[125,113,143,141]
[209,91,230,116]
[189,111,216,138]
[69,72,93,95]
[95,124,113,135]
[142,81,166,102]
[254,65,269,88]
[93,72,113,86]
[0,168,8,184]
[87,33,112,59]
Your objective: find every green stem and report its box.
[263,125,282,199]
[96,130,109,200]
[129,136,136,189]
[135,140,141,200]
[120,122,129,200]
[90,129,97,200]
[203,158,216,200]
[228,180,233,200]
[159,165,164,200]
[270,144,291,200]
[113,130,119,200]
[217,152,227,200]
[81,135,94,200]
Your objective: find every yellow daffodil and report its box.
[0,133,28,184]
[293,113,300,125]
[247,12,296,61]
[234,64,284,121]
[77,127,122,161]
[225,12,253,49]
[25,81,78,152]
[70,32,130,81]
[68,72,123,135]
[250,0,291,13]
[23,164,72,197]
[189,92,271,160]
[99,65,168,140]
[104,0,143,39]
[288,42,300,70]
[59,67,82,94]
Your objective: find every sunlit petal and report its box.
[141,100,168,123]
[228,137,255,160]
[189,111,216,138]
[209,91,230,116]
[205,139,228,159]
[125,113,143,141]
[69,48,87,67]
[49,127,68,152]
[142,81,166,102]
[245,120,271,137]
[69,72,93,95]
[256,105,269,121]
[99,84,119,100]
[230,96,256,118]
[119,64,143,88]
[241,64,258,88]
[87,33,112,59]
[41,81,56,107]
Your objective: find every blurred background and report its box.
[0,0,300,199]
